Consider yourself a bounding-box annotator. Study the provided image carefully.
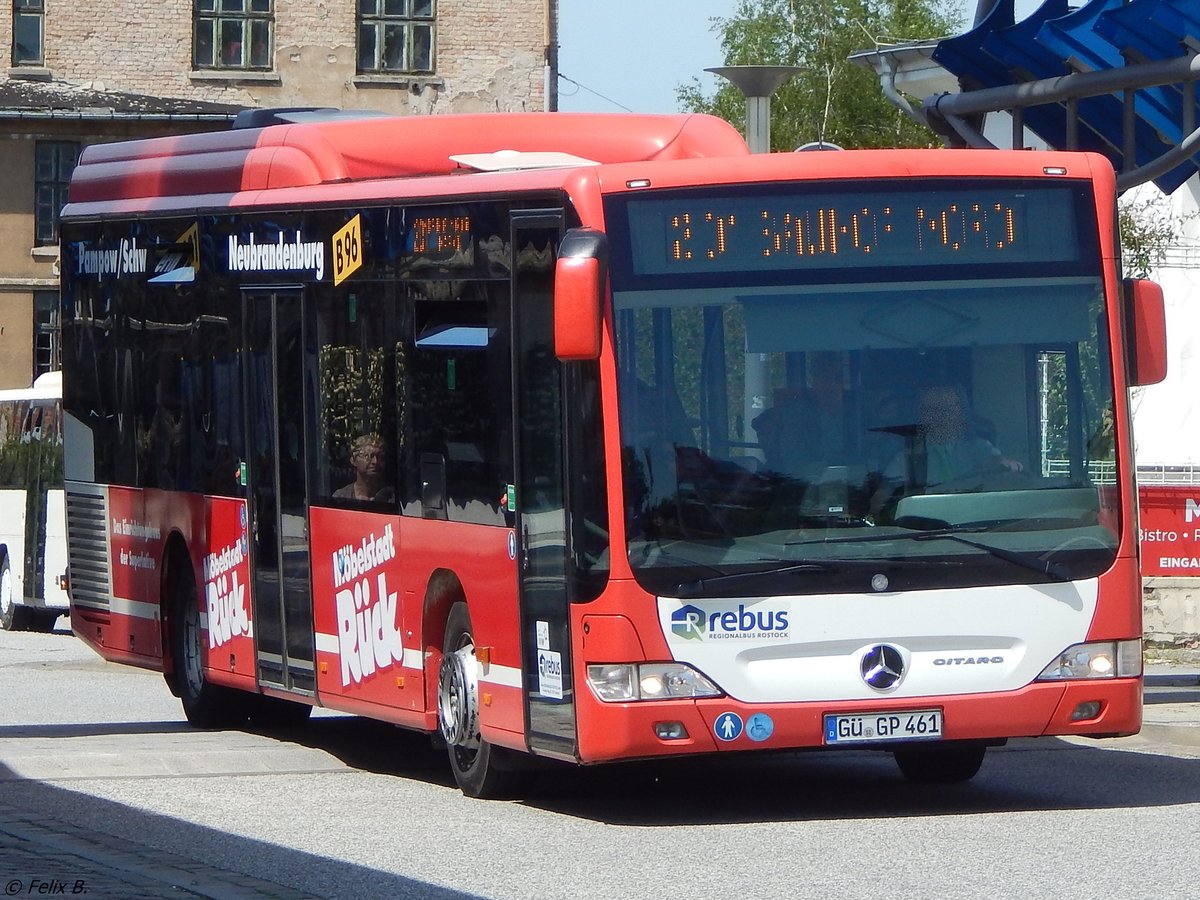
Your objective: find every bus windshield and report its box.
[606,178,1117,597]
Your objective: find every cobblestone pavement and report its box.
[0,802,316,899]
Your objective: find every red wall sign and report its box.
[1138,485,1200,577]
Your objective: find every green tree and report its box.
[1118,189,1191,278]
[677,0,963,150]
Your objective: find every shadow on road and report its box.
[241,709,1200,827]
[0,759,479,899]
[0,721,195,739]
[266,714,456,786]
[516,735,1200,824]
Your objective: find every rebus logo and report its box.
[671,605,707,640]
[670,603,790,641]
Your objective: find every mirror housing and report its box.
[1124,278,1167,386]
[554,228,608,361]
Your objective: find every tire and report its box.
[0,555,32,632]
[893,743,987,784]
[437,602,533,799]
[169,561,247,729]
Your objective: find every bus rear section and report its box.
[57,112,1164,797]
[0,372,67,632]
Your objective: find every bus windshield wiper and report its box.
[910,530,1071,581]
[788,524,1071,582]
[676,560,837,599]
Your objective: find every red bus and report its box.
[60,110,1166,797]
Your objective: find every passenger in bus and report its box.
[879,384,1022,492]
[752,353,846,479]
[334,433,395,502]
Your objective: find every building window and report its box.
[34,292,59,377]
[358,0,435,75]
[193,0,273,70]
[12,0,44,66]
[35,142,79,246]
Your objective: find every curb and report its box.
[1139,722,1200,750]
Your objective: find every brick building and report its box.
[0,0,557,387]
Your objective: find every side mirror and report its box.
[554,228,608,361]
[1124,278,1167,386]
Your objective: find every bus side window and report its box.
[312,283,404,510]
[410,286,512,526]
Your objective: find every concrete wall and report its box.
[1144,579,1199,655]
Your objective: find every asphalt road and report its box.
[2,627,1199,899]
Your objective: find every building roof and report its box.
[0,77,246,121]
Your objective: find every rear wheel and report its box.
[170,562,247,728]
[438,602,533,798]
[893,743,987,784]
[0,555,32,632]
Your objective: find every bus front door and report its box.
[512,214,578,760]
[243,289,316,694]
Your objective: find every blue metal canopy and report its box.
[926,0,1200,193]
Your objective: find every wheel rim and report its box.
[181,597,205,698]
[438,639,481,754]
[0,561,12,618]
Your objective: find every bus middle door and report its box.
[242,288,316,695]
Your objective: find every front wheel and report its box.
[893,743,987,784]
[437,602,532,798]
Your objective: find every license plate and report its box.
[824,709,943,745]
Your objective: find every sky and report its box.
[555,1,1045,115]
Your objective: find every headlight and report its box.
[1036,640,1142,681]
[586,662,722,702]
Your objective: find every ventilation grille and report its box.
[65,483,111,613]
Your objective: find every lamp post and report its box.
[706,65,803,153]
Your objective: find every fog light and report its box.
[1071,701,1102,721]
[654,721,688,740]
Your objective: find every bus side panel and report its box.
[43,488,69,611]
[101,486,163,662]
[1087,554,1143,642]
[309,507,425,714]
[192,495,257,690]
[84,487,258,688]
[400,517,526,744]
[0,488,29,604]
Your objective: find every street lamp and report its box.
[706,65,803,153]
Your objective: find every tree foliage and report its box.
[1118,189,1191,279]
[677,0,963,150]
